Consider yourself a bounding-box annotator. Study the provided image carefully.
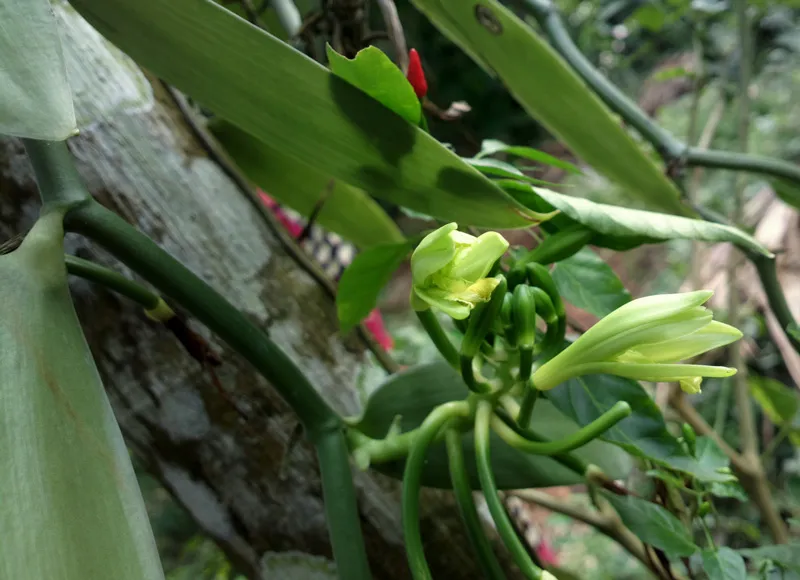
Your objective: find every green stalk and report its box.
[316,428,373,580]
[474,400,552,580]
[402,402,470,580]
[65,255,166,313]
[65,200,339,434]
[445,428,508,580]
[493,402,631,455]
[416,308,460,368]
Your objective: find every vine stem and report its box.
[415,308,460,368]
[402,401,470,579]
[23,138,375,576]
[445,428,508,580]
[474,400,553,580]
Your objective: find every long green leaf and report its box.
[209,120,403,248]
[0,0,77,139]
[351,362,631,489]
[0,213,163,579]
[411,0,686,215]
[508,183,772,257]
[69,0,538,229]
[547,373,734,482]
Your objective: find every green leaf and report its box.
[411,0,687,215]
[708,480,748,502]
[547,374,734,482]
[326,45,421,126]
[551,248,632,318]
[694,436,731,474]
[70,0,538,229]
[750,376,800,445]
[604,494,698,557]
[702,548,747,580]
[337,240,413,332]
[209,119,403,248]
[465,157,563,187]
[508,185,772,257]
[632,4,667,31]
[0,214,163,579]
[477,139,581,174]
[0,0,77,139]
[739,545,800,571]
[351,362,632,489]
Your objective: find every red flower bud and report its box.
[406,48,428,99]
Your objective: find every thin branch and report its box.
[374,0,409,72]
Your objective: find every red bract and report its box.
[406,48,427,99]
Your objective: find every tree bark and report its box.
[0,5,521,579]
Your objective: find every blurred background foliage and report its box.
[142,0,800,577]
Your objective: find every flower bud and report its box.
[532,291,741,393]
[410,223,509,320]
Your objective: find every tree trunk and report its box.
[0,5,520,579]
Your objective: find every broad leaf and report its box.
[694,437,732,475]
[547,374,734,482]
[350,362,631,489]
[70,0,538,229]
[477,139,581,174]
[411,0,687,215]
[708,480,748,502]
[604,494,698,557]
[551,248,631,318]
[739,545,800,571]
[326,46,421,126]
[337,240,413,332]
[209,120,403,248]
[702,548,747,580]
[0,0,77,139]
[508,184,772,257]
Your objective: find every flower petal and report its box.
[410,223,458,286]
[573,362,737,382]
[413,286,472,319]
[453,277,500,305]
[448,231,509,282]
[623,321,743,363]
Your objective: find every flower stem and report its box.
[445,428,508,580]
[474,400,548,580]
[402,401,470,579]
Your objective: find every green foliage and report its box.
[551,248,632,317]
[326,45,421,125]
[70,0,536,229]
[548,374,734,481]
[476,139,582,174]
[351,362,631,488]
[510,184,772,256]
[604,493,698,557]
[739,545,800,572]
[337,240,414,332]
[209,119,403,248]
[702,547,748,580]
[411,0,687,215]
[749,376,800,444]
[0,0,76,139]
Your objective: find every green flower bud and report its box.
[532,291,742,393]
[410,223,509,320]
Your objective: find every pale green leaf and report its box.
[70,0,537,229]
[551,248,631,317]
[0,0,77,139]
[477,139,581,174]
[702,548,747,580]
[512,186,773,257]
[605,494,698,557]
[0,213,163,579]
[326,45,421,125]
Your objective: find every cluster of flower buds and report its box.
[411,223,742,395]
